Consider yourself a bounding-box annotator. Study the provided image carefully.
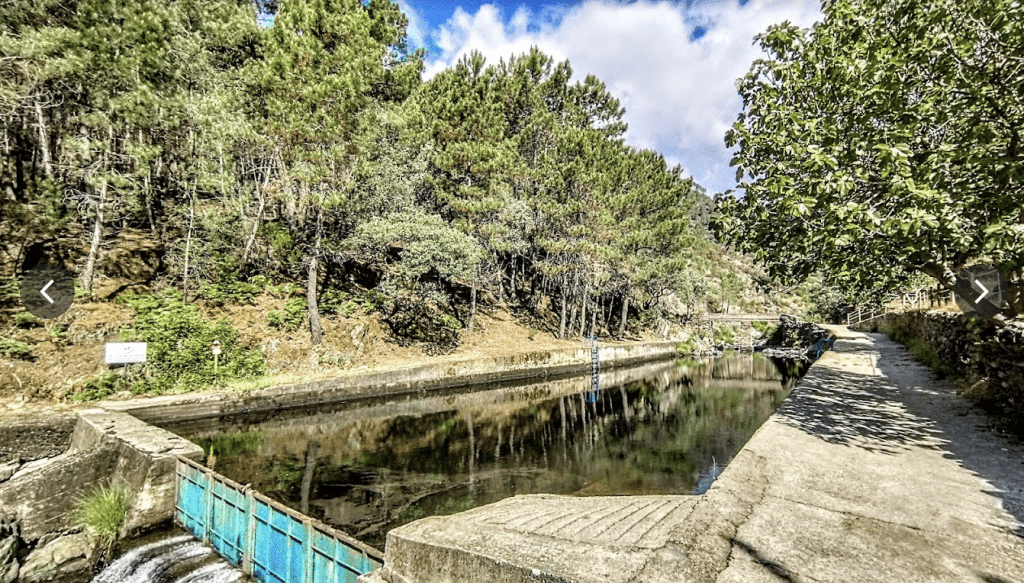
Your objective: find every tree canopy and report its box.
[1,0,743,348]
[716,0,1024,312]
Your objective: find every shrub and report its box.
[341,300,358,317]
[116,289,266,393]
[0,338,32,359]
[14,312,38,328]
[751,321,777,337]
[197,278,263,305]
[714,325,736,344]
[677,338,697,354]
[73,482,131,547]
[72,371,126,402]
[319,289,349,315]
[0,277,18,304]
[268,297,306,330]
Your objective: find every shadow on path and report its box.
[777,331,1024,535]
[775,364,943,456]
[869,333,1024,536]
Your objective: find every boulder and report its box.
[0,536,17,583]
[18,532,98,583]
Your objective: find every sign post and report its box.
[211,340,222,375]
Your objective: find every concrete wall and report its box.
[69,409,204,536]
[854,311,1024,426]
[103,341,681,428]
[0,409,203,541]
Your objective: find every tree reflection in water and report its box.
[188,351,797,550]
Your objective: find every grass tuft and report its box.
[73,482,131,547]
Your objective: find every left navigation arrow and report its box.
[40,280,54,304]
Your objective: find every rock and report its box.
[19,532,98,583]
[0,460,19,483]
[0,536,17,583]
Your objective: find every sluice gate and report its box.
[174,456,383,583]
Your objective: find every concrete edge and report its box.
[99,341,682,427]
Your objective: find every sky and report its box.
[394,0,825,195]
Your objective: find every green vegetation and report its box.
[751,321,777,337]
[13,312,37,328]
[111,290,265,393]
[716,0,1024,313]
[714,325,736,345]
[676,338,698,354]
[268,298,307,331]
[73,482,131,548]
[0,338,32,359]
[1,0,781,364]
[881,325,954,378]
[72,371,126,402]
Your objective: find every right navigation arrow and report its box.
[975,280,989,303]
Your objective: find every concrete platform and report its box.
[366,328,1024,583]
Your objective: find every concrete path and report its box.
[366,327,1024,583]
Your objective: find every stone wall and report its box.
[854,311,1024,430]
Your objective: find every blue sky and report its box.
[396,0,824,194]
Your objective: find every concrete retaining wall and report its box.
[0,409,203,582]
[102,341,681,428]
[0,409,203,541]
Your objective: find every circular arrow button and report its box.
[19,264,75,319]
[953,264,1008,318]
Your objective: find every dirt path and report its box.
[869,331,1024,530]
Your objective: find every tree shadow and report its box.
[776,332,1024,537]
[976,573,1021,583]
[869,334,1024,537]
[775,365,944,455]
[731,538,802,582]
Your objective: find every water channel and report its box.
[173,351,799,551]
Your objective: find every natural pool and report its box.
[178,351,798,550]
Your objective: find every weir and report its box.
[93,535,246,583]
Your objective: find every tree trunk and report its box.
[579,284,589,337]
[300,440,320,515]
[34,100,52,179]
[307,210,325,345]
[80,179,106,293]
[618,292,630,338]
[241,181,266,268]
[590,299,597,337]
[567,301,578,339]
[182,186,196,302]
[559,288,567,339]
[468,273,478,332]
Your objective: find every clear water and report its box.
[181,351,796,550]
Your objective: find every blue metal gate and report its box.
[175,456,383,583]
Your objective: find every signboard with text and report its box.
[105,342,147,364]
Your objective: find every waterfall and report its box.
[92,534,246,583]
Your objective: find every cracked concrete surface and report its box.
[363,328,1024,583]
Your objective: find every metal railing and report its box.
[846,287,956,326]
[174,455,383,583]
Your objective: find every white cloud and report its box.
[423,0,823,194]
[396,0,430,50]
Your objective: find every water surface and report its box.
[183,351,795,550]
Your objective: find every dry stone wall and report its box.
[856,311,1024,430]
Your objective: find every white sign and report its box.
[105,342,147,364]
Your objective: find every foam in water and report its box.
[92,535,244,583]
